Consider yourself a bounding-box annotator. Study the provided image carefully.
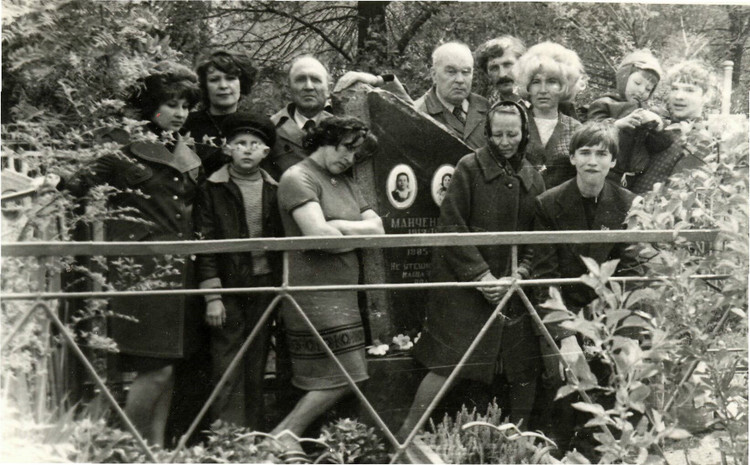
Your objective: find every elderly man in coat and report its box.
[333,42,489,150]
[264,56,334,179]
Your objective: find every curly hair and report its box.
[569,121,619,159]
[474,36,526,75]
[665,60,717,100]
[128,61,201,120]
[513,41,587,102]
[302,116,373,153]
[196,50,257,107]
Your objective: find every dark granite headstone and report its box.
[366,89,473,331]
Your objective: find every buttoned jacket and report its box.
[531,178,643,339]
[64,140,204,358]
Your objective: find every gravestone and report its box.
[335,84,473,335]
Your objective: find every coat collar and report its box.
[271,103,334,147]
[475,146,538,192]
[206,164,277,186]
[421,87,487,140]
[554,179,630,229]
[129,139,201,174]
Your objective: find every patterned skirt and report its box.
[280,250,368,390]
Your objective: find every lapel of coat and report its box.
[421,87,465,137]
[588,181,630,263]
[554,179,590,260]
[463,94,487,142]
[544,113,566,152]
[130,139,201,180]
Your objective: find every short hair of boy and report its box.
[474,36,526,74]
[569,121,619,159]
[665,60,716,99]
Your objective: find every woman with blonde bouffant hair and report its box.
[514,41,586,189]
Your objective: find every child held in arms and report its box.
[630,60,717,195]
[194,112,283,429]
[588,49,671,188]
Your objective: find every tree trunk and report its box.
[356,1,389,72]
[726,6,749,112]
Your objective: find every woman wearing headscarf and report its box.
[398,101,546,439]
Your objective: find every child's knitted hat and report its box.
[615,49,663,101]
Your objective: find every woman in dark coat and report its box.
[64,62,203,447]
[399,101,545,439]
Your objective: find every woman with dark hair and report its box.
[398,101,545,439]
[64,61,203,447]
[183,50,258,174]
[272,116,383,454]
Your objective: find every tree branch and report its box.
[396,2,439,54]
[259,4,354,62]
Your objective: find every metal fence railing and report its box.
[1,229,724,463]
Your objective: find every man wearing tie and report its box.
[414,42,490,150]
[265,56,334,179]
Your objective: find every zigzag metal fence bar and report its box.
[1,229,723,463]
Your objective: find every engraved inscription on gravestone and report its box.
[367,91,471,330]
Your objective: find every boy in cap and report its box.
[194,112,283,428]
[588,49,671,188]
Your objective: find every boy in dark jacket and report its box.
[194,112,282,429]
[588,50,671,188]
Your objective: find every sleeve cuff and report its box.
[199,277,222,289]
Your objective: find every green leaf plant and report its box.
[545,115,748,464]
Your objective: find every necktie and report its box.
[303,120,316,132]
[452,106,466,125]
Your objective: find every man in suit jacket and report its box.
[265,56,334,179]
[413,42,490,150]
[333,42,489,150]
[531,121,645,452]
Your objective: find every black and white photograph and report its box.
[387,164,418,209]
[1,1,749,463]
[431,164,454,206]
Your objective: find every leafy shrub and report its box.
[418,400,558,464]
[544,115,748,463]
[317,418,389,464]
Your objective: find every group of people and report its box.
[57,31,718,458]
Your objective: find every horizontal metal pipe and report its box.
[0,274,729,301]
[1,229,719,256]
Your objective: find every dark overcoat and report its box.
[65,140,204,359]
[531,178,643,340]
[413,147,545,384]
[414,87,489,151]
[264,104,334,180]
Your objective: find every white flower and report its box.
[392,334,413,350]
[367,343,389,356]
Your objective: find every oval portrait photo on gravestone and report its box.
[431,164,455,206]
[387,163,417,209]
